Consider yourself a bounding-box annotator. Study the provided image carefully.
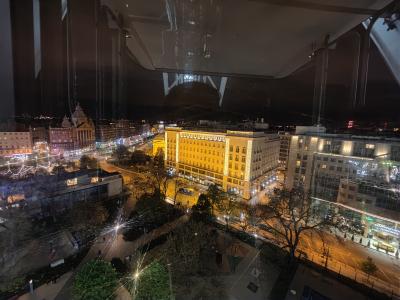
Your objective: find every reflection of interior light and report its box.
[184,74,194,81]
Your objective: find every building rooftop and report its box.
[295,132,400,144]
[166,126,276,137]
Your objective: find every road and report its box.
[106,163,399,284]
[95,161,400,297]
[298,229,400,287]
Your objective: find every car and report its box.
[179,188,194,196]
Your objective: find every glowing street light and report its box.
[134,272,140,280]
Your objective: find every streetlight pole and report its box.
[29,279,33,294]
[167,262,173,300]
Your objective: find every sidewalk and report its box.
[105,214,189,260]
[331,227,399,258]
[219,218,400,299]
[17,272,73,300]
[53,214,189,300]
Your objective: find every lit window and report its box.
[91,177,99,183]
[296,160,301,167]
[321,164,327,169]
[67,178,78,186]
[365,144,375,149]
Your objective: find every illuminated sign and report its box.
[347,120,354,129]
[180,132,225,142]
[373,223,400,236]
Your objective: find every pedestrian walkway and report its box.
[17,272,72,300]
[105,214,189,260]
[53,214,189,300]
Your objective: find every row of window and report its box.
[167,139,225,149]
[1,132,29,135]
[229,145,246,154]
[180,147,223,156]
[229,154,246,162]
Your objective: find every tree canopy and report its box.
[113,145,130,162]
[192,194,212,222]
[360,256,378,279]
[164,220,211,278]
[134,261,170,300]
[68,200,109,233]
[73,259,118,300]
[130,150,148,165]
[80,155,98,169]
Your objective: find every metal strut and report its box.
[312,36,330,126]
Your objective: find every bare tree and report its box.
[256,189,333,264]
[148,152,172,200]
[215,192,241,230]
[243,204,263,235]
[360,256,378,280]
[206,184,224,215]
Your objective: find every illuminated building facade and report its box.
[278,131,291,169]
[286,133,400,255]
[165,127,279,199]
[96,123,118,143]
[0,131,33,156]
[152,133,165,156]
[49,104,95,153]
[0,169,123,219]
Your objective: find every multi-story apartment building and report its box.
[116,120,136,139]
[96,122,118,144]
[0,131,33,156]
[286,130,400,254]
[278,131,291,169]
[165,127,280,199]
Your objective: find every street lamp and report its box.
[134,272,140,280]
[29,279,33,294]
[114,223,121,233]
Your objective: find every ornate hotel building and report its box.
[165,127,280,199]
[49,104,95,153]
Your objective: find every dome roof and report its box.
[61,115,72,128]
[72,103,88,126]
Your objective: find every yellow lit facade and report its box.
[165,127,280,199]
[152,134,165,156]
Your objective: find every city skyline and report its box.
[1,1,399,300]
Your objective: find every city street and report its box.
[298,229,400,288]
[105,161,400,287]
